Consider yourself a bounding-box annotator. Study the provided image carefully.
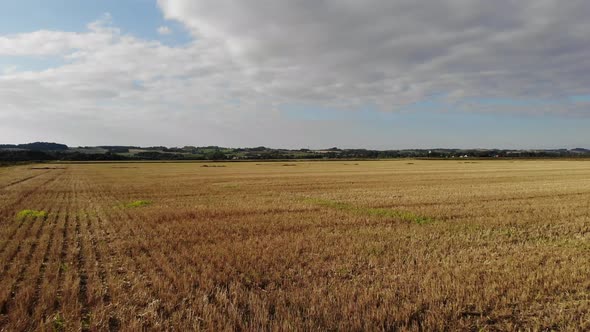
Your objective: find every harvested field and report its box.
[0,160,589,330]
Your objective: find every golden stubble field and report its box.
[0,160,589,331]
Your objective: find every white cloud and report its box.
[0,15,294,146]
[0,14,116,57]
[157,26,172,35]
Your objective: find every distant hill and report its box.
[0,142,68,151]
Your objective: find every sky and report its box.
[1,0,590,149]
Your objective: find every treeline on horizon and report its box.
[1,142,590,162]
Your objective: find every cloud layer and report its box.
[158,0,590,109]
[1,1,590,147]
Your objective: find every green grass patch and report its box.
[303,198,434,224]
[52,312,66,332]
[16,209,48,220]
[125,200,152,208]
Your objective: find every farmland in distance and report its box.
[0,160,589,330]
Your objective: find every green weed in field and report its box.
[16,209,48,220]
[125,200,152,208]
[215,182,240,189]
[303,198,434,224]
[52,313,65,332]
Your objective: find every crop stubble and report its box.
[0,160,589,330]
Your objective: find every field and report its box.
[1,160,589,331]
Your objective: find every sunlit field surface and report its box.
[1,160,589,331]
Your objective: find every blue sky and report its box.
[3,0,160,38]
[0,0,191,45]
[1,0,589,149]
[0,0,191,73]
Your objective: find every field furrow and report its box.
[29,188,71,330]
[4,188,66,331]
[0,171,61,219]
[49,180,79,332]
[80,178,165,330]
[0,171,49,190]
[26,201,63,317]
[0,210,50,329]
[2,161,590,330]
[0,171,65,253]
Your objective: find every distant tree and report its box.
[0,150,53,161]
[207,151,228,160]
[18,142,68,151]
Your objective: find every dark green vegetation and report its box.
[0,142,68,151]
[1,142,590,162]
